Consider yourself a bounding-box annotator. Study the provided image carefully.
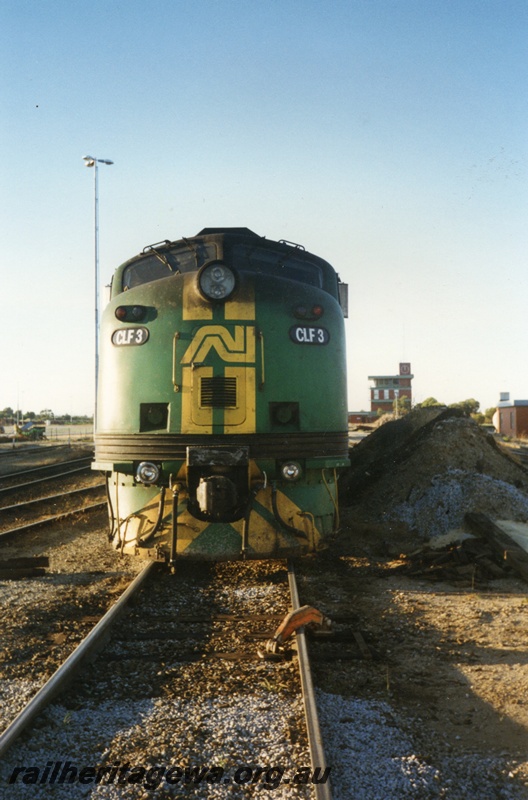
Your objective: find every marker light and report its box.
[198,262,236,301]
[136,462,161,485]
[281,462,302,481]
[294,304,324,320]
[115,305,146,321]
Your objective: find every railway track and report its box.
[2,548,526,798]
[0,481,106,540]
[497,441,528,468]
[0,443,80,460]
[0,560,332,798]
[0,560,156,760]
[514,449,528,467]
[0,449,106,540]
[0,457,93,496]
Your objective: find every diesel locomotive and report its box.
[93,228,349,562]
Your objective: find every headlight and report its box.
[198,261,236,301]
[281,462,302,481]
[136,462,161,485]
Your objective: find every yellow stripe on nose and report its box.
[225,282,255,320]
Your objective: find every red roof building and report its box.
[369,362,413,414]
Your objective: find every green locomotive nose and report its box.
[93,228,349,562]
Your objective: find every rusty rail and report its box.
[0,559,157,758]
[288,560,332,800]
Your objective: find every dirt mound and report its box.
[339,408,528,543]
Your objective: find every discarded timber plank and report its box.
[0,556,49,569]
[473,555,508,578]
[0,567,48,579]
[0,555,49,578]
[465,513,528,583]
[455,564,477,577]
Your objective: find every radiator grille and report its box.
[200,376,237,408]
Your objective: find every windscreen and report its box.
[230,245,324,288]
[122,242,217,290]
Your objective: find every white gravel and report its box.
[318,692,526,800]
[4,690,525,799]
[0,680,42,728]
[387,469,528,539]
[0,693,311,799]
[0,580,70,611]
[3,474,526,800]
[0,562,315,799]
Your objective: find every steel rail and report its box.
[0,559,157,758]
[0,457,92,482]
[0,443,86,460]
[0,501,107,539]
[0,466,92,496]
[0,482,105,514]
[288,560,332,800]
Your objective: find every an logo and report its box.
[181,325,256,365]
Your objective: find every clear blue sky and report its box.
[1,0,526,416]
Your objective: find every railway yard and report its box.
[1,411,528,799]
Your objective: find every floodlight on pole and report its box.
[83,155,113,434]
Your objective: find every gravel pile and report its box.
[340,408,528,544]
[387,468,528,539]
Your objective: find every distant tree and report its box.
[393,395,411,416]
[467,398,480,414]
[25,411,36,420]
[471,413,485,425]
[40,409,54,419]
[484,407,497,423]
[449,398,480,415]
[1,407,14,417]
[420,397,443,408]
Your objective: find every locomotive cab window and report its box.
[230,245,324,289]
[122,242,217,291]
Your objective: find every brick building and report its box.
[369,363,413,414]
[494,394,528,438]
[348,411,378,425]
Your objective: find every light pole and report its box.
[83,155,113,433]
